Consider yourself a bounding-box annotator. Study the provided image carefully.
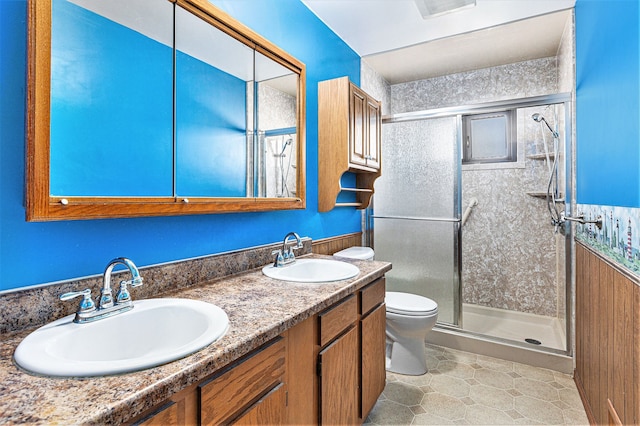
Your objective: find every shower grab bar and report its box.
[461,198,478,227]
[561,213,603,230]
[372,215,460,223]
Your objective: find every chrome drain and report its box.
[525,338,542,345]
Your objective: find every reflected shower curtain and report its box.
[373,117,461,325]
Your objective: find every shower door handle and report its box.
[371,215,460,223]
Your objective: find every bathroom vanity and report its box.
[0,254,390,424]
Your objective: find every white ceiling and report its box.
[302,0,575,84]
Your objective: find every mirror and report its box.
[26,0,306,221]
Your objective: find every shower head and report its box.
[532,113,559,138]
[279,138,292,156]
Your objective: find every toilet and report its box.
[333,247,439,376]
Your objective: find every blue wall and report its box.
[0,0,361,291]
[575,0,640,207]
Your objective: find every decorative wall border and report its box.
[576,203,640,277]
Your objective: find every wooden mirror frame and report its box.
[26,0,306,221]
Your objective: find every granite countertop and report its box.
[0,255,391,424]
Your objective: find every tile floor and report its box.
[365,344,589,425]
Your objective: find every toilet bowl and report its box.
[385,291,438,375]
[333,247,439,376]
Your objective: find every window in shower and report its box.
[462,110,516,164]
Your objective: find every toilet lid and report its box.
[333,246,375,260]
[386,292,438,315]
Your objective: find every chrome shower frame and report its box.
[369,92,575,361]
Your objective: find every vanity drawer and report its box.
[360,278,385,315]
[199,337,286,425]
[318,295,357,347]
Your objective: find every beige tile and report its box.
[425,343,445,355]
[464,404,517,425]
[426,354,441,370]
[366,399,415,425]
[562,408,590,425]
[437,360,476,379]
[558,387,585,409]
[420,392,468,420]
[394,372,433,387]
[514,395,566,424]
[430,374,471,398]
[383,381,425,406]
[514,377,560,402]
[476,355,515,373]
[514,362,556,382]
[512,417,544,425]
[442,348,478,364]
[410,405,426,415]
[552,371,577,388]
[370,344,588,426]
[412,412,456,425]
[469,384,515,411]
[473,368,514,389]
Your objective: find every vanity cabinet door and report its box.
[318,325,359,425]
[199,337,286,425]
[360,303,386,418]
[359,278,386,421]
[233,383,287,425]
[136,402,180,426]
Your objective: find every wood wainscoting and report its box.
[312,233,363,256]
[575,242,639,425]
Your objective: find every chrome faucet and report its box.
[60,257,143,324]
[272,232,303,267]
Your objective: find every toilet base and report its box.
[385,339,428,376]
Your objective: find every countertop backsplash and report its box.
[0,238,313,335]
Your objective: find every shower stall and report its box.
[371,93,573,362]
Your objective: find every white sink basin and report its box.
[262,258,359,283]
[14,298,229,377]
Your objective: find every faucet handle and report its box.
[271,249,284,267]
[60,288,96,314]
[115,279,141,304]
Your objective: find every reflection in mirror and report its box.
[175,6,253,197]
[255,52,298,197]
[50,0,174,196]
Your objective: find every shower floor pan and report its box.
[461,303,566,351]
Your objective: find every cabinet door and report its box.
[233,383,287,425]
[365,98,381,170]
[199,338,286,425]
[318,326,358,425]
[349,86,368,168]
[136,402,180,426]
[360,303,386,419]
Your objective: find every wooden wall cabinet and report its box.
[318,77,382,212]
[132,278,387,425]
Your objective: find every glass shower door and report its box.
[373,117,461,325]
